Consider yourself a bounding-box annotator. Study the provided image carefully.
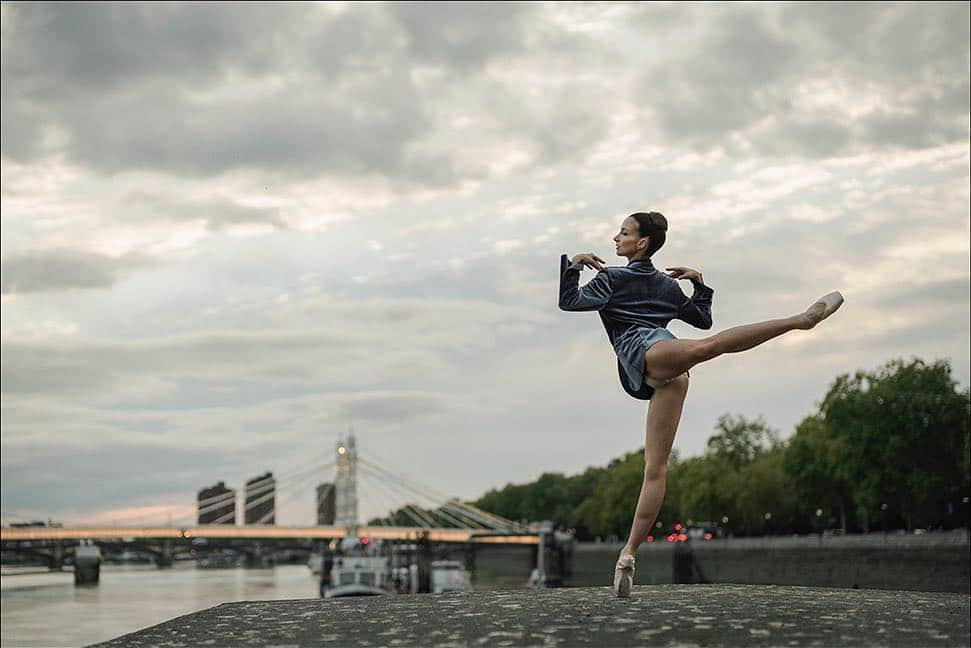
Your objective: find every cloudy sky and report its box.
[2,2,968,528]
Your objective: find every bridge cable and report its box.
[355,465,413,526]
[357,464,471,529]
[357,463,478,529]
[356,457,453,508]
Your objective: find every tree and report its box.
[784,414,855,532]
[574,450,644,538]
[470,357,969,538]
[706,414,780,470]
[670,455,727,527]
[732,447,799,535]
[820,358,970,531]
[473,467,607,536]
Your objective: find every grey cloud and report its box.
[0,249,151,294]
[0,4,454,184]
[637,3,970,157]
[121,192,287,231]
[1,2,619,186]
[641,6,799,139]
[1,441,239,513]
[0,289,550,397]
[333,392,450,424]
[475,76,613,167]
[872,277,971,312]
[531,88,613,164]
[0,2,300,162]
[0,331,375,397]
[782,2,971,83]
[861,105,967,151]
[0,2,550,185]
[21,70,454,184]
[748,118,855,158]
[0,3,301,91]
[630,2,701,30]
[389,2,535,70]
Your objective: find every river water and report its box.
[1,563,324,647]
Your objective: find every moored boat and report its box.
[323,555,391,598]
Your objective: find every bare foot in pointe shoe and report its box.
[798,291,844,329]
[613,552,635,598]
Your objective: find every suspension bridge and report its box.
[1,434,545,569]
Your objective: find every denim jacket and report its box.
[558,254,714,399]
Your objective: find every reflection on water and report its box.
[1,564,321,647]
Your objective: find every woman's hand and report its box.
[666,266,704,284]
[571,253,607,271]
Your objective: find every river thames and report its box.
[1,563,323,647]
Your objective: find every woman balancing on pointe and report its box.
[559,211,843,599]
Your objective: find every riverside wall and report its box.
[566,530,970,593]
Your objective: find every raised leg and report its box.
[620,373,690,560]
[642,297,832,382]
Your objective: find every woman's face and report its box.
[613,217,646,259]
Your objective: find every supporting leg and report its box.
[620,373,690,559]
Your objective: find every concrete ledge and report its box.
[94,585,969,647]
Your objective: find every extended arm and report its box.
[558,254,612,312]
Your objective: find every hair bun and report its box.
[632,211,667,231]
[649,212,668,231]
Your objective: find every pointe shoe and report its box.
[613,553,635,598]
[802,291,844,328]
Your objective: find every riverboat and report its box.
[323,555,392,598]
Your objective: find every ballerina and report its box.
[559,211,843,598]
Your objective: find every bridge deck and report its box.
[1,526,538,544]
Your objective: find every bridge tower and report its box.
[335,434,358,528]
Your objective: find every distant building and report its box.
[244,472,276,525]
[10,519,63,528]
[316,482,336,525]
[197,481,236,525]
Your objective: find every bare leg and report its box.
[644,302,827,382]
[620,374,689,559]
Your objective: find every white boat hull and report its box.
[324,584,387,598]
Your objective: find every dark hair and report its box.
[630,211,667,257]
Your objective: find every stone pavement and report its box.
[94,584,970,647]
